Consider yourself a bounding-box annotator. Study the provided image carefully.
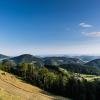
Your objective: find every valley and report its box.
[0,54,100,100]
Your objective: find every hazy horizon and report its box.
[0,0,100,56]
[1,53,100,57]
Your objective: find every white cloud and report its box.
[82,31,100,37]
[79,22,92,28]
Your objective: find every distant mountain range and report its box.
[43,57,84,66]
[0,54,100,66]
[1,54,100,75]
[74,55,100,62]
[86,59,100,69]
[0,54,9,60]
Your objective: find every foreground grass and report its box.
[0,88,21,100]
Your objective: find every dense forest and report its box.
[0,58,100,100]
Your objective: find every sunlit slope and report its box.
[0,70,68,100]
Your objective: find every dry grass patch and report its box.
[0,70,69,100]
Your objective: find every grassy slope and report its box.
[0,70,69,100]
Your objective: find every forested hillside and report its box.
[0,55,100,100]
[0,70,68,100]
[86,59,100,68]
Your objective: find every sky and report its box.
[0,0,100,56]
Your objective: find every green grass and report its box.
[80,74,100,81]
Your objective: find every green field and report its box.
[80,74,100,81]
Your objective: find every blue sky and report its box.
[0,0,100,56]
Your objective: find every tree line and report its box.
[0,59,100,100]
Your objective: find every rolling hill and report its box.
[0,54,9,60]
[11,54,44,67]
[86,59,100,69]
[43,57,84,66]
[0,70,69,100]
